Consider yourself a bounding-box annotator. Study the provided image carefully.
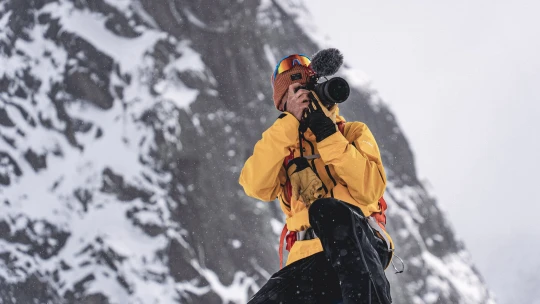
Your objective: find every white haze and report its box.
[308,1,540,303]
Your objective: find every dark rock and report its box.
[0,221,10,238]
[0,274,64,304]
[77,293,110,304]
[24,148,47,172]
[64,274,96,302]
[95,127,103,138]
[0,108,15,127]
[65,70,114,109]
[101,168,153,202]
[74,188,93,212]
[0,151,22,186]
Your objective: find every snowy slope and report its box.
[0,0,495,303]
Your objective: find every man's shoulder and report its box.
[343,121,369,132]
[343,120,367,126]
[342,121,376,142]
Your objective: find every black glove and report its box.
[307,98,337,142]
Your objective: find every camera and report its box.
[297,75,350,108]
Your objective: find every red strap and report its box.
[286,230,297,251]
[279,224,288,269]
[283,150,295,203]
[372,197,388,227]
[279,150,295,269]
[278,224,298,269]
[379,196,388,211]
[337,121,345,134]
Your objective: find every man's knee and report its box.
[309,198,347,226]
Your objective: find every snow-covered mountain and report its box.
[0,0,496,303]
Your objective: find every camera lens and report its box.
[326,77,350,103]
[316,77,350,105]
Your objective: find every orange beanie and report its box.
[272,65,314,109]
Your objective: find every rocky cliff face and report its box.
[0,0,496,303]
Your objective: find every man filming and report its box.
[240,49,394,304]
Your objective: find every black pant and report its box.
[248,198,392,304]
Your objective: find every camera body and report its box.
[297,75,350,108]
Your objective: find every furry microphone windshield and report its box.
[311,48,344,77]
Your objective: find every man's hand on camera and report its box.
[308,99,338,142]
[284,83,311,121]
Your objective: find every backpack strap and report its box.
[283,150,295,203]
[279,224,288,269]
[279,224,297,269]
[278,121,346,269]
[372,197,388,228]
[337,121,345,134]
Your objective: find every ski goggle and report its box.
[272,54,312,85]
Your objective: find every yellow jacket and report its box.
[239,106,393,266]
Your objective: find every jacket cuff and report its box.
[314,127,337,142]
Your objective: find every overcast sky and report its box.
[308,1,540,303]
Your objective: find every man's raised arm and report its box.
[239,112,299,201]
[240,83,311,201]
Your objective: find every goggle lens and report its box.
[272,54,311,84]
